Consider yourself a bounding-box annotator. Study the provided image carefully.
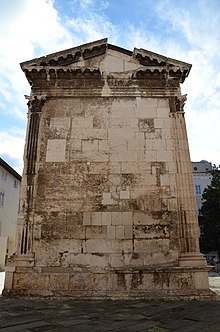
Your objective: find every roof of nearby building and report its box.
[192,161,212,174]
[0,158,22,181]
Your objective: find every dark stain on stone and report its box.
[131,270,143,289]
[116,272,126,290]
[138,118,155,132]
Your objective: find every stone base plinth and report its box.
[3,265,216,300]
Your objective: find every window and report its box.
[0,192,4,206]
[195,185,201,195]
[14,180,18,188]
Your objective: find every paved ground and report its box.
[1,272,220,331]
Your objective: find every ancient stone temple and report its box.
[4,39,213,299]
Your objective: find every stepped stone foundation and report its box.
[3,39,214,299]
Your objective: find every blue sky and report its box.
[0,0,220,174]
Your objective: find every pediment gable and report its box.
[21,38,191,84]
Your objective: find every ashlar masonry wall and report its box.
[3,40,213,299]
[35,97,179,268]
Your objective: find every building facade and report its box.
[192,161,212,215]
[0,158,21,271]
[4,39,213,299]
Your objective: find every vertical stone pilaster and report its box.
[170,96,206,267]
[18,96,45,255]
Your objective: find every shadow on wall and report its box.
[6,234,15,260]
[0,272,5,294]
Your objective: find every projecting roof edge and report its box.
[133,47,192,71]
[0,158,22,181]
[20,38,108,68]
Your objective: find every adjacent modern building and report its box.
[192,161,212,215]
[4,39,214,299]
[0,158,21,271]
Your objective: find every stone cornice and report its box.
[21,39,107,68]
[20,38,192,87]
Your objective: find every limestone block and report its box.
[13,272,47,290]
[4,271,14,290]
[163,117,173,129]
[107,225,116,239]
[112,239,133,253]
[82,139,99,151]
[128,253,144,268]
[88,162,109,174]
[154,118,165,128]
[109,150,120,162]
[137,162,151,174]
[83,212,91,225]
[72,117,93,128]
[49,273,69,291]
[109,117,137,129]
[157,98,169,108]
[145,129,162,140]
[112,212,122,225]
[101,212,111,225]
[124,225,133,239]
[133,212,155,225]
[91,212,102,225]
[156,150,173,162]
[156,107,170,118]
[82,150,109,162]
[109,130,127,150]
[166,161,176,173]
[120,190,130,199]
[69,138,82,150]
[110,99,136,118]
[134,224,169,239]
[109,162,121,173]
[145,151,156,162]
[134,238,170,254]
[167,198,178,211]
[161,129,172,139]
[69,272,107,292]
[101,53,124,72]
[136,98,157,118]
[89,254,109,270]
[126,133,145,151]
[109,254,124,268]
[166,139,175,151]
[84,239,110,253]
[160,174,170,186]
[46,139,66,162]
[102,192,113,205]
[49,118,71,138]
[86,226,107,239]
[121,162,138,173]
[72,128,107,140]
[113,150,136,163]
[49,117,70,129]
[154,139,166,151]
[122,212,132,225]
[194,271,210,289]
[98,140,110,151]
[116,226,124,239]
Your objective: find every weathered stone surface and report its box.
[3,38,214,300]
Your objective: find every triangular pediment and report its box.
[20,38,191,83]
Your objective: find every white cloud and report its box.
[0,0,75,121]
[68,13,118,45]
[0,130,26,174]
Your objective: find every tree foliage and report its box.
[200,165,220,255]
